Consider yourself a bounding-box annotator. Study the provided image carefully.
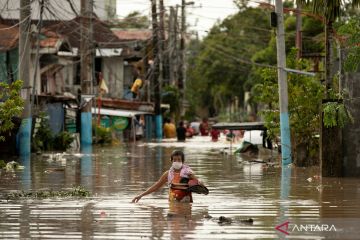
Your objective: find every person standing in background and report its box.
[131,66,143,100]
[210,127,220,142]
[199,118,209,136]
[176,121,186,142]
[163,118,176,138]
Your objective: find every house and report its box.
[112,29,152,91]
[0,15,155,144]
[0,22,19,83]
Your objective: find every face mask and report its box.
[172,162,183,170]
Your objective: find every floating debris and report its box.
[0,161,25,171]
[218,216,232,225]
[3,186,90,200]
[217,216,254,226]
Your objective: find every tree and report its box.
[299,0,360,95]
[336,15,360,72]
[253,50,324,166]
[107,11,150,29]
[298,0,360,176]
[186,6,271,119]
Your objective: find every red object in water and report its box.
[100,211,106,217]
[210,129,220,142]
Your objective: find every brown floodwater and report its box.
[0,136,360,239]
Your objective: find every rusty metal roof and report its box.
[0,23,19,51]
[45,16,125,48]
[112,29,152,41]
[0,22,65,51]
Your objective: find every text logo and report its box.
[275,221,290,235]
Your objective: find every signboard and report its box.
[112,117,128,131]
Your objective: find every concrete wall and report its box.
[342,72,360,177]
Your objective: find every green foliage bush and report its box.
[253,50,324,163]
[0,80,24,141]
[32,112,74,152]
[93,124,112,144]
[53,131,74,151]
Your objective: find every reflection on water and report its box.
[0,136,360,239]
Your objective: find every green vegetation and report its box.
[93,123,112,144]
[0,80,24,141]
[4,186,90,200]
[108,11,150,29]
[323,102,351,128]
[32,112,74,152]
[0,160,6,169]
[186,3,324,121]
[186,6,271,119]
[0,161,24,171]
[253,50,324,163]
[162,84,180,120]
[185,1,359,165]
[336,16,360,72]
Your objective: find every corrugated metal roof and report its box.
[0,22,65,51]
[112,29,152,41]
[0,23,19,51]
[45,16,125,48]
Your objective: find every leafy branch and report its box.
[0,80,24,141]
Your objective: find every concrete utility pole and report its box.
[179,0,186,116]
[159,0,166,85]
[31,0,44,108]
[151,0,162,139]
[179,0,194,116]
[19,0,32,156]
[168,6,178,86]
[275,0,292,165]
[80,0,94,147]
[295,2,302,60]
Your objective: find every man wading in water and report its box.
[132,150,208,203]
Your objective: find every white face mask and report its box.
[172,162,183,170]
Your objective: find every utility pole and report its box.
[169,6,178,86]
[179,0,186,116]
[80,0,94,147]
[275,0,292,165]
[151,0,162,139]
[31,0,44,108]
[295,2,302,60]
[179,1,194,117]
[159,0,166,85]
[19,0,32,156]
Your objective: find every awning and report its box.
[212,122,266,131]
[58,47,123,57]
[92,107,152,118]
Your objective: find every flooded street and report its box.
[1,136,360,239]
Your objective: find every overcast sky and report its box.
[116,0,240,38]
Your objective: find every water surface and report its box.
[1,136,360,239]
